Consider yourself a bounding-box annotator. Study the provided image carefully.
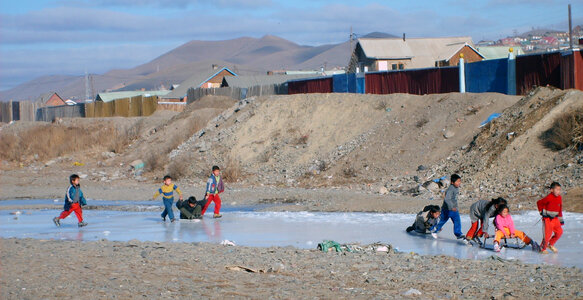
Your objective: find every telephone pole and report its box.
[568,4,573,50]
[85,70,90,102]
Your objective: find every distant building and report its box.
[162,67,237,102]
[477,46,525,60]
[348,36,483,72]
[45,93,66,106]
[95,90,170,102]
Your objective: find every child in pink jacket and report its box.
[493,205,539,252]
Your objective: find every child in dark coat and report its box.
[407,205,441,234]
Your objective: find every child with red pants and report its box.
[53,174,88,227]
[537,182,564,254]
[466,197,507,245]
[492,205,539,252]
[201,165,225,218]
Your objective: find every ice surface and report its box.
[1,208,581,269]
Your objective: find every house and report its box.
[44,92,66,106]
[348,36,484,72]
[162,67,237,102]
[95,90,170,102]
[477,46,525,60]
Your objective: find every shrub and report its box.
[167,160,189,180]
[221,158,243,183]
[540,109,583,151]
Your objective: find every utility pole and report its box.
[349,26,353,56]
[85,70,90,103]
[568,4,573,50]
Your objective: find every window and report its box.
[398,64,404,70]
[392,64,398,70]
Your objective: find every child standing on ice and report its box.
[432,174,465,240]
[537,182,564,254]
[153,175,183,222]
[53,174,88,227]
[492,204,539,252]
[201,165,224,218]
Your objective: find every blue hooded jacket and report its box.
[64,184,86,210]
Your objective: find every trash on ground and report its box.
[479,113,501,127]
[220,239,236,246]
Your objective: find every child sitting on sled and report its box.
[493,204,539,252]
[407,205,441,234]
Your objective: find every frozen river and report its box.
[1,206,582,269]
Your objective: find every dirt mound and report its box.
[172,92,519,187]
[431,87,583,208]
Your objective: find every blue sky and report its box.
[1,0,581,91]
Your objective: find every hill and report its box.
[0,33,377,102]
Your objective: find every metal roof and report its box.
[221,74,321,88]
[95,90,170,102]
[164,67,237,99]
[357,36,481,68]
[476,46,525,60]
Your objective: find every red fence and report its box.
[515,52,562,95]
[365,67,459,95]
[288,77,333,94]
[561,50,583,90]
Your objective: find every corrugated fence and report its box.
[516,52,562,95]
[365,67,459,95]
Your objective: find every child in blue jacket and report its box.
[53,174,88,227]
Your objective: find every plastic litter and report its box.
[220,239,236,246]
[403,288,422,296]
[479,113,501,127]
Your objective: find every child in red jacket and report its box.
[537,182,564,254]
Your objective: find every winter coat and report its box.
[412,211,438,234]
[537,193,564,224]
[206,174,224,195]
[442,184,459,211]
[469,200,497,233]
[64,184,86,211]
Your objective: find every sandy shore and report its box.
[1,238,581,299]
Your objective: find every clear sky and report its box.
[1,0,581,90]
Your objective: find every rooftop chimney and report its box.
[212,64,218,70]
[403,33,406,41]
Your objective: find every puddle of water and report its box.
[1,209,581,269]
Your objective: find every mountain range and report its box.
[0,32,396,102]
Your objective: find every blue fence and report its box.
[332,73,365,93]
[464,58,508,94]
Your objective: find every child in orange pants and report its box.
[537,182,564,254]
[493,205,539,252]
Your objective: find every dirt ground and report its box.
[1,89,583,299]
[2,238,581,299]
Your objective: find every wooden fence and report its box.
[85,96,158,118]
[35,104,86,122]
[186,84,287,104]
[0,101,44,123]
